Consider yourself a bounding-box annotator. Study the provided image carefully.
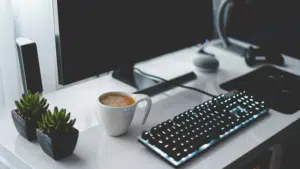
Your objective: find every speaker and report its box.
[16,37,43,94]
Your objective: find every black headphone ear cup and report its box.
[244,47,255,66]
[245,58,254,66]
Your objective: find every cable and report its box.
[216,0,234,47]
[133,68,217,98]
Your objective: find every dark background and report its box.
[225,0,300,58]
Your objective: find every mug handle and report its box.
[133,94,152,124]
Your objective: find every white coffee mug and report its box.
[98,92,152,136]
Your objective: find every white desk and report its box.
[1,43,300,169]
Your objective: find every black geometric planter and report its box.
[36,128,79,160]
[11,109,38,141]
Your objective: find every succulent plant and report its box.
[15,91,49,120]
[38,107,76,137]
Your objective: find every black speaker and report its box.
[16,37,43,94]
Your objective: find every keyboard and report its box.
[138,90,269,167]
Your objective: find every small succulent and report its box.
[38,107,76,137]
[15,91,49,120]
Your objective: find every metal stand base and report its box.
[112,66,196,97]
[112,67,160,90]
[213,42,248,57]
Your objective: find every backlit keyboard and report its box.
[138,90,269,167]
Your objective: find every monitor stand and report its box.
[213,41,248,57]
[112,66,197,97]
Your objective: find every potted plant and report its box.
[36,107,78,160]
[12,91,49,141]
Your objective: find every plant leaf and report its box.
[65,113,70,123]
[20,98,29,107]
[15,101,24,113]
[54,107,58,114]
[62,109,66,119]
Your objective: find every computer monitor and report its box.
[53,1,213,94]
[225,0,300,58]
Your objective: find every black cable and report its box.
[133,68,217,98]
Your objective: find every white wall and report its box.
[0,0,23,107]
[11,0,59,93]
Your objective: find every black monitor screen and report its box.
[54,1,213,85]
[227,0,300,58]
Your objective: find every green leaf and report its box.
[15,101,24,113]
[48,123,55,127]
[44,104,49,111]
[54,109,58,120]
[37,121,41,128]
[65,113,70,123]
[22,94,27,102]
[70,119,76,128]
[39,107,75,135]
[48,110,52,118]
[39,98,44,105]
[62,110,66,119]
[45,114,50,124]
[35,92,40,101]
[54,107,58,114]
[43,114,47,123]
[58,110,63,119]
[49,115,54,124]
[43,121,47,129]
[32,104,41,114]
[55,119,61,131]
[20,99,29,107]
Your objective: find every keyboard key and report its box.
[210,127,222,139]
[162,122,169,127]
[161,130,167,136]
[164,136,171,143]
[141,131,151,140]
[173,151,184,161]
[169,133,175,138]
[149,136,157,145]
[193,137,209,148]
[157,139,165,148]
[153,133,162,138]
[161,143,171,152]
[157,124,164,131]
[150,127,158,135]
[167,119,173,125]
[167,146,178,159]
[171,139,177,145]
[166,128,172,133]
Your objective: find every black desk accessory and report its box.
[16,38,43,94]
[192,50,219,72]
[244,47,284,67]
[220,66,300,114]
[133,72,197,97]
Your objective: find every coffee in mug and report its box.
[100,93,135,107]
[98,92,152,136]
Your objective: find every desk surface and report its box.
[1,42,300,169]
